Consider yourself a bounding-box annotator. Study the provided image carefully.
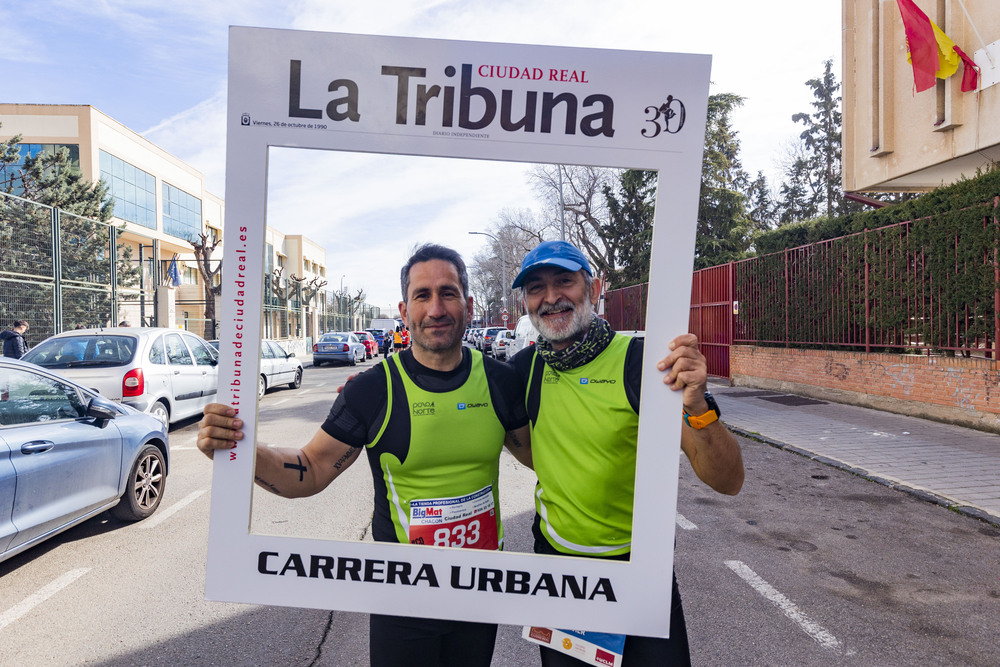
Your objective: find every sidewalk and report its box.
[710,381,1000,527]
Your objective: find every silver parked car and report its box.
[21,327,219,426]
[0,357,170,563]
[313,332,366,366]
[491,330,514,360]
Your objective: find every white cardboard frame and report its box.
[207,26,709,637]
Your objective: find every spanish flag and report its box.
[896,0,979,92]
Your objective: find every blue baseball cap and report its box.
[511,240,593,289]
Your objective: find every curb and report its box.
[725,423,1000,530]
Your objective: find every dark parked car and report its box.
[0,357,170,563]
[480,327,505,354]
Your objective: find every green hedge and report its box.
[755,167,1000,255]
[740,167,1000,352]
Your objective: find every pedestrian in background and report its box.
[1,320,30,358]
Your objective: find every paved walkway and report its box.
[710,381,1000,527]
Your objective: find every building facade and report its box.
[843,0,1000,192]
[0,104,354,344]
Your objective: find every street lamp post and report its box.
[469,230,508,326]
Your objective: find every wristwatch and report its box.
[683,392,721,430]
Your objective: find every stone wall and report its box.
[730,346,1000,433]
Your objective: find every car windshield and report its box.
[23,334,138,368]
[320,334,348,343]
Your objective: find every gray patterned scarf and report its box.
[536,314,615,371]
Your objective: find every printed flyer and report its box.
[523,626,626,666]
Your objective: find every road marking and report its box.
[676,513,697,530]
[0,568,89,631]
[271,398,290,406]
[141,490,207,530]
[725,560,842,650]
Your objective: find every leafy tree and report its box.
[602,169,655,287]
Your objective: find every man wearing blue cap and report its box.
[510,240,744,665]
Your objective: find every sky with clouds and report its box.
[7,1,842,309]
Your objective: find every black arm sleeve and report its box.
[483,356,529,431]
[624,337,644,414]
[320,364,388,447]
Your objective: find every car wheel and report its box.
[258,375,266,398]
[112,444,166,521]
[314,360,322,367]
[350,350,357,366]
[149,401,169,427]
[288,367,302,389]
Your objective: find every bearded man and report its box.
[509,240,744,666]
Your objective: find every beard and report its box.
[411,315,464,352]
[529,297,594,344]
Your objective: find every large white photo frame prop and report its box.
[208,26,709,637]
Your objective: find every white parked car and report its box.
[21,327,219,426]
[208,339,304,398]
[505,315,539,358]
[258,340,304,397]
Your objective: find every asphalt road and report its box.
[1,352,998,666]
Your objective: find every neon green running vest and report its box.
[529,334,637,556]
[369,350,506,549]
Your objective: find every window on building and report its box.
[1,144,81,195]
[99,150,156,229]
[183,266,199,285]
[162,182,202,242]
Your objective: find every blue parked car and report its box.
[0,357,170,563]
[313,332,366,366]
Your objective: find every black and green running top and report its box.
[520,334,640,557]
[321,347,527,547]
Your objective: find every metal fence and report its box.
[603,283,648,331]
[734,199,1000,358]
[602,196,1000,375]
[1,191,388,347]
[0,191,141,343]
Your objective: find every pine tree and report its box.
[602,169,655,287]
[0,133,137,330]
[695,93,754,268]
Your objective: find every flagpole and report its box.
[956,0,996,67]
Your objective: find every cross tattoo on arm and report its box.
[284,455,307,482]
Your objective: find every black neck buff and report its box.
[536,315,614,371]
